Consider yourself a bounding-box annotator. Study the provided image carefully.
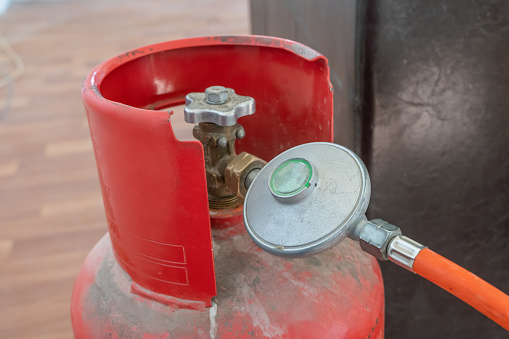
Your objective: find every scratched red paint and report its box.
[142,333,169,339]
[72,224,384,338]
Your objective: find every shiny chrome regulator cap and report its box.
[243,142,371,258]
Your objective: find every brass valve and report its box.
[185,86,265,209]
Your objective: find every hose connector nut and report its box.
[387,236,426,272]
[357,219,402,261]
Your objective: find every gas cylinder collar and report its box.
[184,86,265,209]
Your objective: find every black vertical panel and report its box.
[250,0,361,151]
[367,1,509,337]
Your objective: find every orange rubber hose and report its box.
[413,248,509,331]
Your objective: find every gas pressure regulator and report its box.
[243,142,509,332]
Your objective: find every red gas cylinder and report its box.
[71,36,385,338]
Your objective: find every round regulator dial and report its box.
[243,142,371,258]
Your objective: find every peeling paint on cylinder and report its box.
[72,218,384,338]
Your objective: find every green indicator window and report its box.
[270,159,313,196]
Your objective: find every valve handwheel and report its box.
[184,85,255,126]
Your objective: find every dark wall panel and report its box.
[367,1,509,337]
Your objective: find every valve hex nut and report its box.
[225,152,266,199]
[358,219,402,261]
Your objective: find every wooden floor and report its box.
[0,1,249,337]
